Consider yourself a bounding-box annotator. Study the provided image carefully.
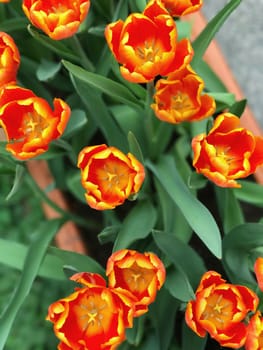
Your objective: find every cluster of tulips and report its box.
[1,0,263,350]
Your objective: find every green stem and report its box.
[69,36,95,71]
[144,81,155,157]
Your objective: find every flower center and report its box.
[201,293,233,329]
[97,160,130,193]
[171,91,194,112]
[76,293,111,336]
[22,112,49,139]
[122,262,155,295]
[136,39,160,62]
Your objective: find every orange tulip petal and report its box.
[0,32,20,87]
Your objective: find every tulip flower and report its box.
[0,32,20,87]
[22,0,90,40]
[106,249,166,316]
[245,311,263,350]
[160,0,202,17]
[47,272,136,350]
[77,144,145,210]
[105,0,193,83]
[151,65,215,124]
[254,257,263,292]
[185,270,259,348]
[0,85,70,160]
[192,113,263,188]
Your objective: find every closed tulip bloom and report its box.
[47,272,136,350]
[22,0,90,40]
[106,249,166,316]
[185,271,259,349]
[78,144,145,210]
[160,0,202,17]
[151,65,215,124]
[0,85,70,160]
[0,32,20,87]
[254,257,263,292]
[105,0,193,83]
[192,113,263,188]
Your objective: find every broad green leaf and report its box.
[192,0,242,68]
[27,26,80,63]
[153,231,206,292]
[182,321,207,350]
[126,316,145,346]
[229,99,247,117]
[165,266,194,302]
[214,187,244,234]
[148,156,222,258]
[6,165,25,201]
[0,238,104,280]
[222,223,263,285]
[66,170,87,204]
[98,225,120,244]
[148,288,179,350]
[234,180,263,208]
[63,109,88,139]
[0,219,62,350]
[0,18,28,32]
[36,59,61,81]
[62,60,143,111]
[69,74,128,150]
[195,60,227,93]
[113,200,157,251]
[208,92,235,108]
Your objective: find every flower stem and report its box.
[70,35,95,71]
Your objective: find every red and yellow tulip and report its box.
[192,113,263,188]
[0,85,70,160]
[77,145,145,210]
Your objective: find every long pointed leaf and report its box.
[0,219,62,350]
[147,156,222,258]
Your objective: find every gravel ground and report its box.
[202,1,263,127]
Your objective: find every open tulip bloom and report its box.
[1,1,263,350]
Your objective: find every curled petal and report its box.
[160,0,203,17]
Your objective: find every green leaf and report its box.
[0,238,104,281]
[63,109,88,139]
[214,187,244,234]
[0,219,62,350]
[113,200,157,251]
[66,170,87,204]
[69,74,128,150]
[222,223,263,284]
[153,231,206,293]
[229,99,247,117]
[148,288,179,350]
[36,59,61,81]
[127,131,144,164]
[182,321,207,350]
[195,60,227,93]
[234,180,263,208]
[62,60,143,111]
[192,0,242,68]
[27,25,80,63]
[208,92,236,108]
[6,165,25,201]
[147,156,222,258]
[0,18,28,32]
